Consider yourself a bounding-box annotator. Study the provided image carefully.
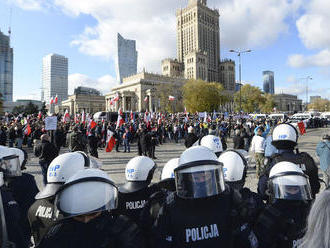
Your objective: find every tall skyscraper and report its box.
[263,71,274,94]
[42,54,68,104]
[116,33,138,84]
[0,29,13,102]
[176,0,220,82]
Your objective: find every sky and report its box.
[0,0,330,103]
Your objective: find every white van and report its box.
[248,113,268,119]
[291,113,312,120]
[269,113,287,120]
[93,111,107,121]
[320,112,330,120]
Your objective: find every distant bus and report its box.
[291,113,312,120]
[269,113,288,120]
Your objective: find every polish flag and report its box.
[105,130,116,152]
[116,108,124,128]
[63,109,70,123]
[24,124,31,136]
[50,97,54,105]
[38,111,42,119]
[89,119,97,130]
[109,99,114,105]
[169,95,175,101]
[113,93,119,102]
[54,95,58,104]
[130,110,134,122]
[144,96,148,102]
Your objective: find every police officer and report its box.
[117,156,157,226]
[28,151,92,247]
[0,158,28,248]
[253,161,312,248]
[0,146,39,246]
[199,134,223,157]
[140,158,180,246]
[258,123,320,199]
[218,150,265,224]
[152,146,257,248]
[39,168,145,248]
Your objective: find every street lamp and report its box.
[229,49,252,113]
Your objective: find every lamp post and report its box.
[229,49,252,113]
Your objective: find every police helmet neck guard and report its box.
[54,176,118,219]
[174,160,226,199]
[119,181,150,193]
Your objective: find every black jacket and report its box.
[233,135,245,149]
[39,214,145,248]
[34,140,58,164]
[184,133,199,148]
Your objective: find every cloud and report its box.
[288,49,330,68]
[68,73,118,95]
[51,0,302,73]
[7,0,45,10]
[288,0,330,68]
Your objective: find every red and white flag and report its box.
[38,111,42,119]
[89,119,97,130]
[109,98,114,105]
[54,95,58,104]
[144,96,148,102]
[169,95,175,101]
[50,97,54,105]
[130,110,134,122]
[113,93,119,102]
[63,109,70,123]
[116,108,124,128]
[105,130,116,152]
[24,124,31,136]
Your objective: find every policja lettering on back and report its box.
[126,200,146,210]
[186,224,219,243]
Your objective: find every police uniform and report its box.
[118,184,158,226]
[28,197,62,247]
[1,187,29,248]
[258,150,320,199]
[39,213,145,248]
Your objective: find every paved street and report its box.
[25,127,330,193]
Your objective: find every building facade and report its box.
[161,58,184,78]
[0,30,13,103]
[263,71,274,94]
[273,94,302,113]
[60,94,105,115]
[116,33,138,84]
[176,0,220,83]
[106,71,185,112]
[219,59,235,92]
[42,54,68,104]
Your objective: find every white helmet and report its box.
[120,156,156,193]
[272,123,298,149]
[175,146,226,199]
[35,152,91,199]
[161,158,180,180]
[200,135,223,157]
[54,169,117,218]
[268,161,312,202]
[218,150,247,190]
[0,146,21,177]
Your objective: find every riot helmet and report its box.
[175,146,225,199]
[200,135,223,157]
[159,158,179,191]
[218,150,247,190]
[0,146,21,177]
[54,169,117,219]
[35,152,91,199]
[120,156,156,193]
[9,148,27,170]
[268,161,312,202]
[271,123,298,149]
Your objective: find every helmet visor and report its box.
[0,155,21,177]
[54,177,118,219]
[175,164,225,199]
[270,174,312,201]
